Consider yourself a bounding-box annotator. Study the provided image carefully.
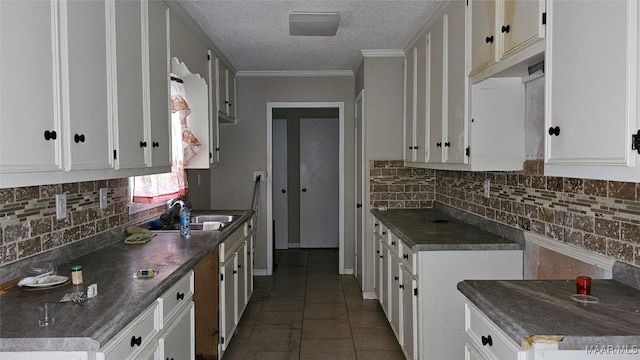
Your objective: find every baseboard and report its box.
[362,291,378,300]
[253,269,268,276]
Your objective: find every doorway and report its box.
[266,102,345,275]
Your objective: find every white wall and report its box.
[212,75,356,272]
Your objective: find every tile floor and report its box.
[221,248,406,359]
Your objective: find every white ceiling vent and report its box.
[289,12,340,36]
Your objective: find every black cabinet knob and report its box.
[152,141,159,148]
[74,134,85,143]
[444,142,451,147]
[382,231,386,235]
[481,335,493,346]
[391,241,396,245]
[485,35,494,43]
[281,189,286,193]
[233,269,238,274]
[399,284,404,289]
[130,335,142,347]
[408,146,414,150]
[356,203,362,208]
[216,147,220,151]
[403,254,409,259]
[44,130,57,141]
[176,292,184,300]
[302,188,307,192]
[436,142,442,147]
[374,223,378,227]
[501,24,510,33]
[394,276,399,281]
[548,126,561,136]
[140,141,147,148]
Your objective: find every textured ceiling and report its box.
[174,0,446,72]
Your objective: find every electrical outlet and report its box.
[99,188,108,209]
[483,179,491,199]
[55,193,67,220]
[253,171,264,182]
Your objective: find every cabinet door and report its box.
[380,242,391,320]
[499,0,543,59]
[113,0,146,169]
[236,241,247,320]
[373,230,382,301]
[444,0,468,164]
[401,267,418,360]
[147,0,171,168]
[390,254,401,336]
[0,0,62,173]
[220,257,236,351]
[62,0,113,171]
[228,71,236,119]
[415,38,429,163]
[545,0,639,181]
[216,59,228,116]
[465,343,486,360]
[208,51,220,163]
[404,49,416,162]
[427,16,445,163]
[468,0,495,75]
[161,302,195,360]
[246,233,254,298]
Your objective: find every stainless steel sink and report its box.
[154,214,237,232]
[191,215,235,223]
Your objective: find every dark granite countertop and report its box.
[371,208,522,251]
[0,210,253,353]
[458,279,640,350]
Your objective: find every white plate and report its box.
[23,275,69,288]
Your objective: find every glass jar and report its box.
[70,265,83,285]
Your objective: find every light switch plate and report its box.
[483,179,491,199]
[55,193,67,220]
[99,188,108,209]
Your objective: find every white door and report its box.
[355,92,364,280]
[300,117,339,248]
[273,119,289,250]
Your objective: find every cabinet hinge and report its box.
[542,12,546,25]
[414,288,418,296]
[220,274,224,282]
[209,152,213,159]
[113,150,117,160]
[632,130,640,154]
[465,147,470,157]
[221,336,225,344]
[208,54,211,61]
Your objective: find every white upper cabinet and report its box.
[444,0,467,164]
[61,0,113,172]
[427,16,445,164]
[468,0,545,82]
[545,0,640,181]
[147,0,171,169]
[0,0,62,174]
[112,0,146,170]
[404,49,416,162]
[217,58,237,123]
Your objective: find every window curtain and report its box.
[132,75,200,204]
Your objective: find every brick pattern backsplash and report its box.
[436,160,640,266]
[0,178,164,266]
[369,160,436,209]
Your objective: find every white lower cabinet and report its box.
[219,220,254,357]
[100,270,194,360]
[372,214,523,360]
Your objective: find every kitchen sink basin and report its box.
[154,214,237,232]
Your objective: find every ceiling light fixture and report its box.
[289,12,340,36]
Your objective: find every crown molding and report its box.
[236,70,354,77]
[360,49,405,58]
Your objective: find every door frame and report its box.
[354,90,365,283]
[266,102,345,275]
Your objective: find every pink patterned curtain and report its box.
[132,75,200,204]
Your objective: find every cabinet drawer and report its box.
[398,241,417,275]
[219,223,247,262]
[101,301,161,360]
[160,270,194,323]
[465,302,522,360]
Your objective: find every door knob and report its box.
[281,189,286,193]
[302,188,307,192]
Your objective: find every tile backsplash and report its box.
[0,178,163,267]
[436,160,640,267]
[369,160,435,209]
